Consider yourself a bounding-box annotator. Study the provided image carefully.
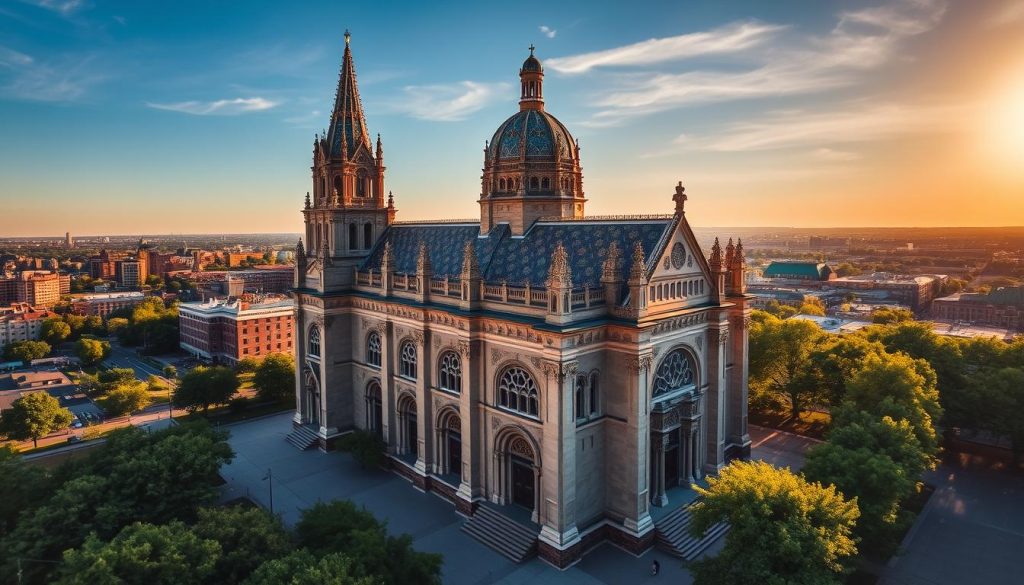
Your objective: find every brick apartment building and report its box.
[0,303,56,347]
[178,294,295,365]
[932,286,1024,331]
[0,271,69,307]
[71,291,147,318]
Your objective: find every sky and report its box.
[1,0,1023,237]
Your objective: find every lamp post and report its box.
[262,468,274,514]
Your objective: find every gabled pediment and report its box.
[646,215,714,311]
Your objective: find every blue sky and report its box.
[1,0,1023,236]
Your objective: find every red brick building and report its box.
[71,292,146,318]
[932,286,1024,331]
[0,271,68,307]
[178,294,295,365]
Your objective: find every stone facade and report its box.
[290,37,752,568]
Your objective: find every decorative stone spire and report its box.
[328,30,371,159]
[733,238,745,268]
[629,240,647,282]
[304,191,311,210]
[709,237,723,271]
[380,241,393,272]
[461,239,480,279]
[725,238,736,269]
[416,241,432,274]
[546,241,572,289]
[601,241,622,282]
[673,181,687,215]
[296,238,305,259]
[375,133,383,163]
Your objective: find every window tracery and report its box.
[498,366,539,417]
[652,349,696,398]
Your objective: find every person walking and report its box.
[651,559,661,576]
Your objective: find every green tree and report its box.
[798,296,827,316]
[173,366,240,413]
[296,501,443,585]
[760,300,798,319]
[253,353,296,403]
[40,318,72,346]
[0,445,52,534]
[689,460,859,585]
[748,313,824,418]
[838,352,943,458]
[161,364,177,379]
[871,307,914,324]
[0,391,74,447]
[235,357,260,374]
[99,380,152,417]
[106,316,130,337]
[2,339,51,362]
[975,367,1024,463]
[806,336,887,407]
[63,314,88,340]
[75,338,110,366]
[55,521,221,585]
[803,415,929,554]
[245,550,376,585]
[192,506,293,584]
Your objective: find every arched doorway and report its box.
[365,381,383,438]
[436,409,462,479]
[496,431,538,517]
[303,369,320,427]
[397,395,418,458]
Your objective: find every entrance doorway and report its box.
[510,456,535,511]
[447,431,462,476]
[665,432,680,489]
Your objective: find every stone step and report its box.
[461,506,538,563]
[654,501,730,561]
[285,426,319,450]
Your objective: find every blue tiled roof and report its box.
[361,219,672,289]
[489,110,573,161]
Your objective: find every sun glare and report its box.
[983,72,1024,178]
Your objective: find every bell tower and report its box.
[302,31,395,291]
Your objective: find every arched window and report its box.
[652,349,696,398]
[333,175,342,193]
[399,340,417,379]
[356,171,366,197]
[575,374,587,420]
[363,222,372,249]
[529,176,539,190]
[498,366,539,417]
[308,326,321,358]
[541,177,550,190]
[438,351,461,393]
[365,381,382,436]
[348,223,358,250]
[589,372,600,416]
[499,178,506,190]
[366,331,381,367]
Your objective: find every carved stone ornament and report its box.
[508,436,535,460]
[623,354,655,373]
[695,333,704,351]
[411,331,425,345]
[491,416,501,429]
[457,340,470,357]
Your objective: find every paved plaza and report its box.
[219,414,1024,585]
[219,412,695,585]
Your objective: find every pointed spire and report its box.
[387,191,395,209]
[328,30,371,159]
[304,192,311,209]
[725,237,735,268]
[381,241,394,271]
[375,132,383,162]
[461,239,480,279]
[733,238,745,267]
[546,241,572,288]
[416,241,432,274]
[709,237,723,270]
[601,241,622,282]
[296,238,305,258]
[629,241,647,281]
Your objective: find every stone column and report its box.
[653,434,668,507]
[537,359,581,558]
[704,318,729,473]
[413,330,430,475]
[619,353,655,540]
[456,339,478,508]
[382,322,397,452]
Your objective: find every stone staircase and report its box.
[285,426,319,450]
[654,502,730,561]
[461,505,539,562]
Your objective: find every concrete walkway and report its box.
[219,412,693,585]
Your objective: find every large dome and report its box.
[488,109,575,162]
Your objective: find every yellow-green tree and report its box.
[689,460,859,585]
[0,392,74,448]
[749,312,825,418]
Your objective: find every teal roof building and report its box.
[762,261,835,281]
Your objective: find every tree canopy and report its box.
[2,339,51,362]
[689,460,859,585]
[75,338,110,366]
[99,380,151,417]
[252,353,295,403]
[174,366,240,413]
[0,391,73,447]
[40,318,72,346]
[748,313,823,418]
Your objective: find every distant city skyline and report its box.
[1,0,1023,236]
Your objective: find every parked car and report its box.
[67,436,82,443]
[71,419,84,429]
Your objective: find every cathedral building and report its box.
[291,33,752,567]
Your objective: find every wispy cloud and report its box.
[387,81,510,122]
[546,21,785,74]
[812,148,861,162]
[987,1,1024,27]
[147,97,280,115]
[0,46,104,102]
[539,25,557,39]
[569,0,948,126]
[675,101,967,153]
[20,0,85,16]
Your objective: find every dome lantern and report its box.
[520,45,544,112]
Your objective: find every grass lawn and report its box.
[750,409,831,439]
[179,400,293,426]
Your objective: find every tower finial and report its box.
[529,44,535,55]
[345,30,351,45]
[673,181,687,214]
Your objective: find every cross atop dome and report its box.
[529,44,535,55]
